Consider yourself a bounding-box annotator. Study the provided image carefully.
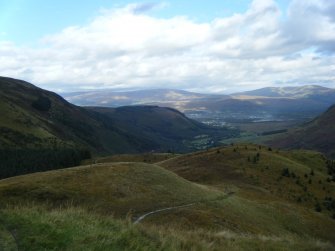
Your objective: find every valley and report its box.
[63,85,335,135]
[0,77,334,250]
[0,77,238,179]
[2,1,335,250]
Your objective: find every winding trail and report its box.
[134,203,195,224]
[134,192,234,224]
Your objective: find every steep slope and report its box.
[88,106,238,152]
[0,76,147,153]
[0,77,233,155]
[269,104,335,157]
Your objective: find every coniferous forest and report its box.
[0,148,91,179]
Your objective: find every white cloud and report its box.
[0,0,335,93]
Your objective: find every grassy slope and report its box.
[155,144,335,244]
[0,162,220,217]
[269,105,335,158]
[1,206,333,251]
[81,152,180,165]
[159,144,335,213]
[1,146,335,250]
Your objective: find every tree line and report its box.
[0,148,91,179]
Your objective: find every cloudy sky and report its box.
[0,0,334,93]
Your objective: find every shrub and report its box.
[281,168,290,177]
[315,203,322,212]
[32,96,51,111]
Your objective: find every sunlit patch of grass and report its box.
[0,162,221,217]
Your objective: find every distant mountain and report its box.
[232,85,335,99]
[194,85,335,121]
[62,89,228,109]
[0,77,235,154]
[63,85,335,124]
[269,104,335,158]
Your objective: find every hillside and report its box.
[159,144,335,217]
[1,146,335,250]
[0,76,237,178]
[0,162,220,216]
[269,104,335,158]
[88,106,237,152]
[0,76,147,153]
[0,77,235,152]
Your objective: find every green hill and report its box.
[269,104,335,158]
[159,144,335,217]
[1,146,335,250]
[88,106,237,152]
[0,162,220,216]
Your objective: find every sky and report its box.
[0,0,334,93]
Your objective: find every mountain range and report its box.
[63,85,335,123]
[63,89,228,108]
[233,85,335,99]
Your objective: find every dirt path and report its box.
[0,223,19,251]
[134,203,195,224]
[134,192,234,224]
